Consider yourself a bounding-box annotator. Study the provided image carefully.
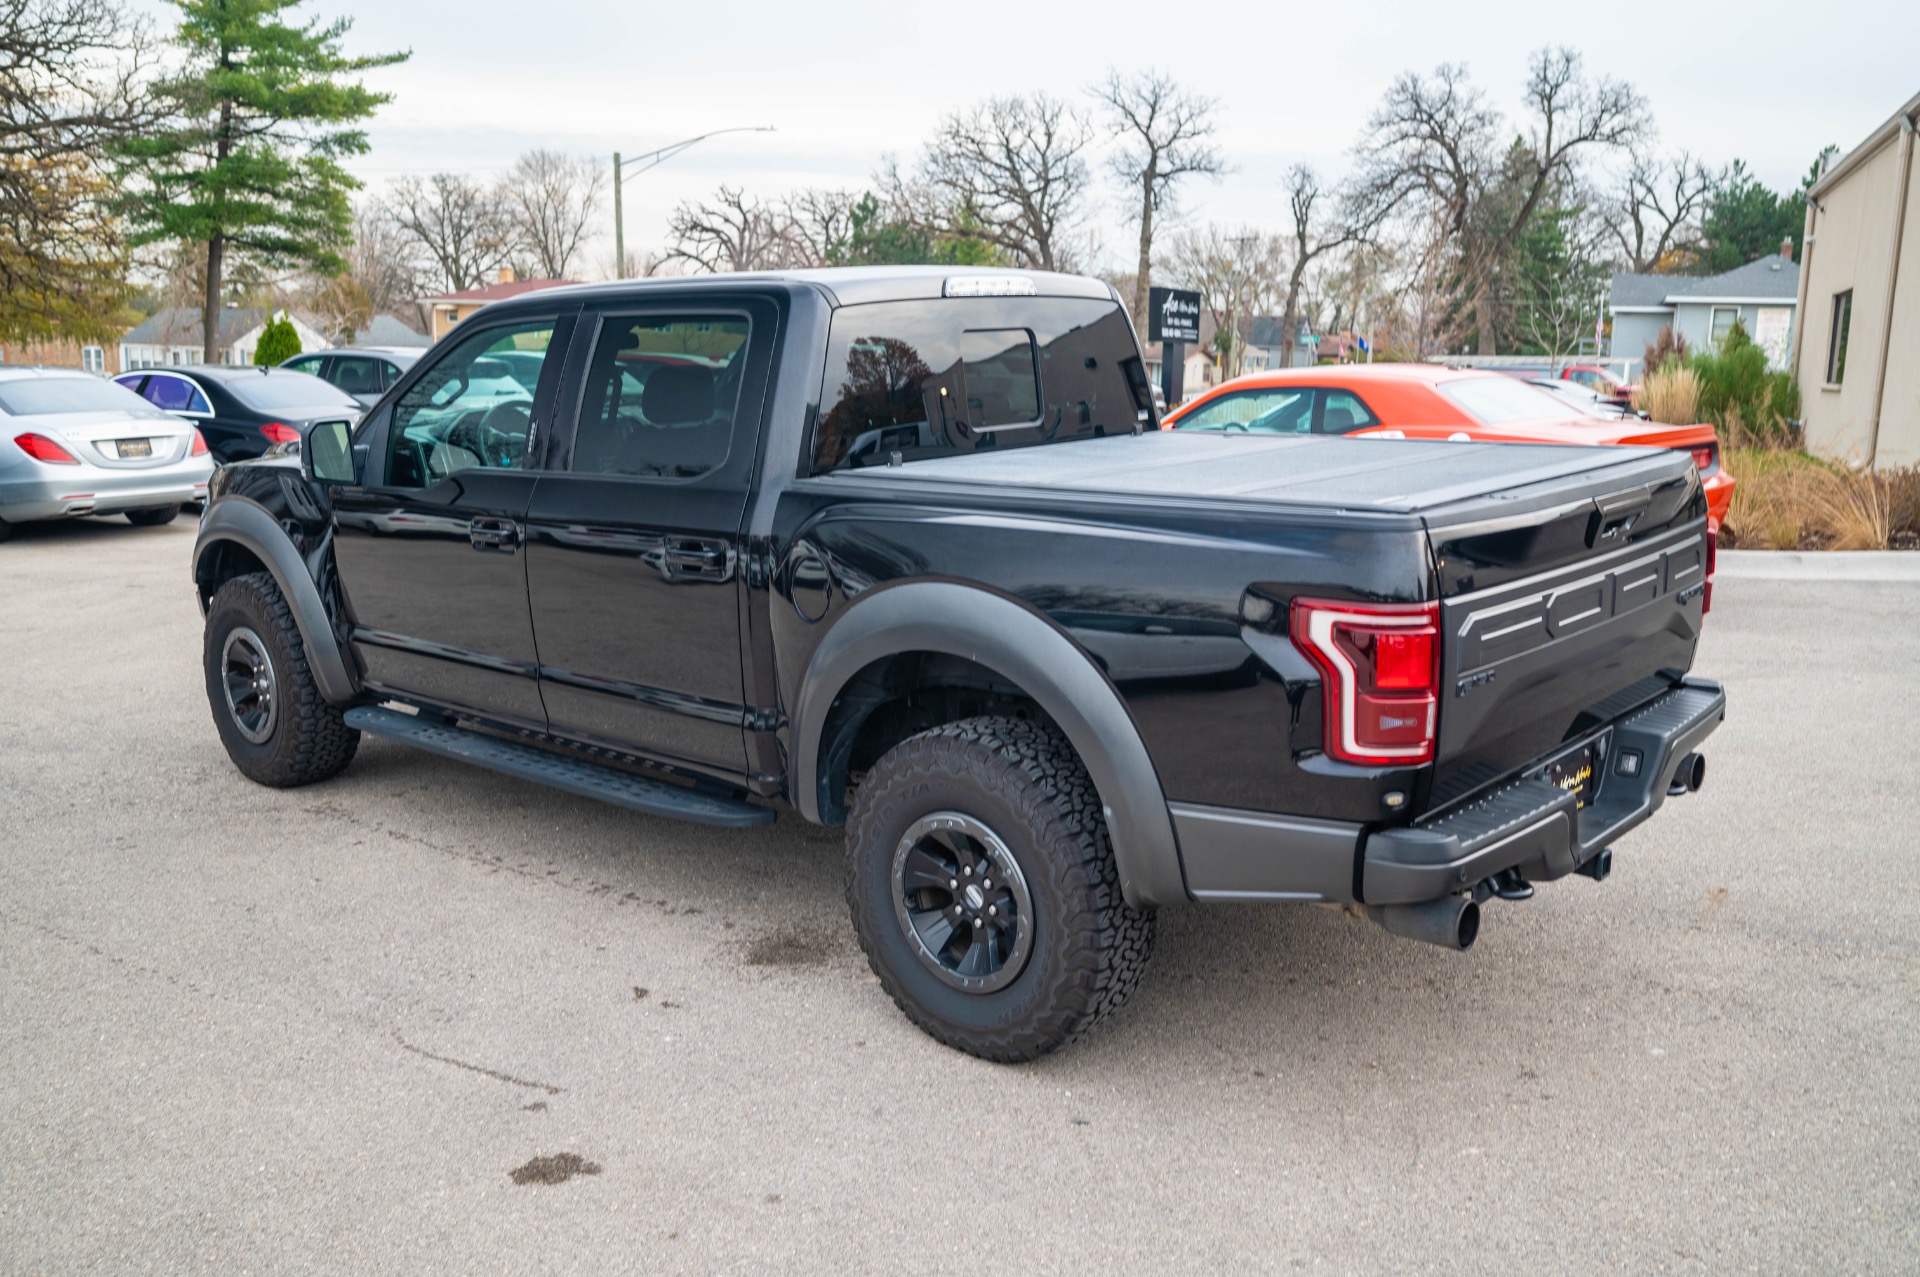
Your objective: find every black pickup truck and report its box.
[191,267,1724,1061]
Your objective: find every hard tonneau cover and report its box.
[841,430,1689,523]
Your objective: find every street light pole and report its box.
[612,126,775,279]
[613,151,624,279]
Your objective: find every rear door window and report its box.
[812,298,1145,473]
[566,316,751,480]
[331,356,383,397]
[143,374,209,414]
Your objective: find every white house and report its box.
[119,307,330,371]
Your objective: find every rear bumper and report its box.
[1170,678,1725,905]
[0,459,213,521]
[1360,678,1725,904]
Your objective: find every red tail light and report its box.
[14,432,79,464]
[1291,598,1441,766]
[190,428,209,456]
[259,422,299,445]
[1686,442,1719,475]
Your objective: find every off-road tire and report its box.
[0,516,11,542]
[204,571,359,787]
[846,716,1155,1062]
[125,505,181,527]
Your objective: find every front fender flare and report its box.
[791,581,1187,908]
[192,498,359,706]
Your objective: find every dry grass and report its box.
[1723,447,1920,551]
[1633,364,1700,425]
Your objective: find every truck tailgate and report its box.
[1423,449,1710,811]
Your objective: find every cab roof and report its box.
[479,266,1121,310]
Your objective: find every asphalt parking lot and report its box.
[3,517,1916,1275]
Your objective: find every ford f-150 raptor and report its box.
[191,267,1724,1061]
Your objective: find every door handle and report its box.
[661,538,731,580]
[469,517,521,552]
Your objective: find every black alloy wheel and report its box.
[892,811,1034,994]
[220,625,278,745]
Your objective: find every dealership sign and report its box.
[1148,287,1202,344]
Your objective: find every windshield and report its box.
[0,377,169,417]
[227,371,358,411]
[1437,376,1574,425]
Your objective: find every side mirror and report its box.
[303,419,359,484]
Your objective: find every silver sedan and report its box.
[0,368,215,540]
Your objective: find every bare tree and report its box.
[501,149,603,279]
[1164,224,1286,379]
[664,185,800,273]
[910,93,1093,270]
[306,201,424,339]
[1355,48,1647,353]
[1606,149,1713,272]
[385,172,517,293]
[1090,68,1227,322]
[1272,166,1385,369]
[783,187,858,267]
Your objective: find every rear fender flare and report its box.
[192,498,359,705]
[791,581,1187,908]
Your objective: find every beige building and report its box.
[419,269,576,342]
[1793,89,1920,469]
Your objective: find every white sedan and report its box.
[0,368,215,541]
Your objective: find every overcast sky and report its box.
[141,0,1920,279]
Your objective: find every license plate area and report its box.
[115,438,152,458]
[1530,730,1611,810]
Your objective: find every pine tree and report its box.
[115,1,406,363]
[252,314,300,364]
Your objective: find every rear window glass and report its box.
[1437,376,1570,425]
[812,298,1148,473]
[961,329,1041,427]
[228,371,358,411]
[0,377,167,417]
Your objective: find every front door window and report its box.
[386,321,557,486]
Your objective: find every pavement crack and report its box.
[391,1030,563,1095]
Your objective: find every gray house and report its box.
[1609,253,1800,372]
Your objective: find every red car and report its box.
[1163,364,1732,529]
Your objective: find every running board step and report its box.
[344,706,775,828]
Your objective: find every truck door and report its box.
[329,311,576,730]
[522,298,777,780]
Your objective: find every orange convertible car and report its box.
[1163,364,1734,529]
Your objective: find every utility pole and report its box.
[612,126,775,279]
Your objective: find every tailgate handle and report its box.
[1588,488,1652,547]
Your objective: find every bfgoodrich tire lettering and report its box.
[846,716,1155,1062]
[203,571,359,787]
